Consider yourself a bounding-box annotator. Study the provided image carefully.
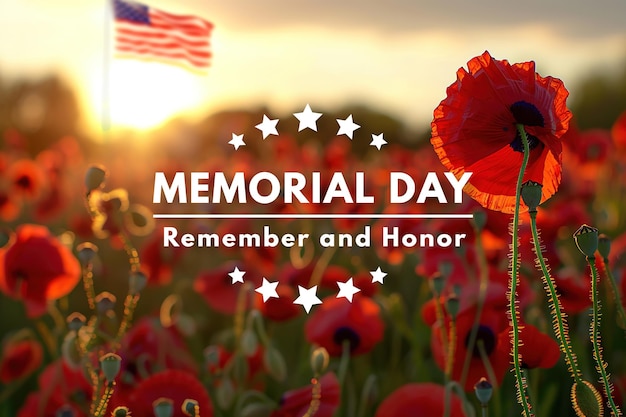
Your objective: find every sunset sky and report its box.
[1,0,625,135]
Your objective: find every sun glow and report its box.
[87,58,207,131]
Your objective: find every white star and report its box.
[293,285,322,314]
[370,133,387,150]
[293,104,322,132]
[255,278,279,302]
[228,266,246,284]
[255,115,279,139]
[336,115,360,139]
[370,267,387,284]
[228,133,246,150]
[336,278,361,303]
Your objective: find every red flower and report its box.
[257,283,301,322]
[140,228,185,286]
[271,372,340,417]
[498,323,560,369]
[0,191,20,222]
[129,370,213,417]
[17,359,92,417]
[194,263,261,315]
[431,51,572,213]
[374,383,466,417]
[431,306,509,391]
[0,224,81,317]
[554,268,591,314]
[611,109,626,151]
[0,337,43,383]
[7,159,46,199]
[305,295,384,357]
[117,317,197,385]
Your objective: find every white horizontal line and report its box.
[152,213,474,219]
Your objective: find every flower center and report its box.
[509,101,544,153]
[333,326,361,352]
[465,324,496,358]
[15,175,33,191]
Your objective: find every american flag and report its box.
[112,0,213,70]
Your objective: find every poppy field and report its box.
[1,51,626,417]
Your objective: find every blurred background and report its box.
[1,0,625,141]
[1,1,626,416]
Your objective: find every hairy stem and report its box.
[588,258,622,416]
[509,124,533,417]
[529,212,582,381]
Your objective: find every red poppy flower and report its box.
[17,359,92,417]
[0,224,81,317]
[194,263,262,315]
[117,317,197,383]
[0,191,20,222]
[553,268,591,314]
[498,323,560,369]
[374,383,466,417]
[140,228,185,286]
[431,306,509,391]
[257,283,302,321]
[129,370,213,417]
[271,372,340,417]
[611,110,626,151]
[431,51,572,213]
[0,337,43,383]
[7,159,46,199]
[565,128,612,164]
[305,295,384,357]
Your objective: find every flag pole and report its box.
[102,0,112,139]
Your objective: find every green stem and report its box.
[529,212,582,382]
[600,258,626,331]
[460,224,489,388]
[588,258,622,416]
[510,124,533,417]
[334,340,351,417]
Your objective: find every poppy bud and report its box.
[439,261,453,280]
[240,329,258,357]
[129,271,147,295]
[153,398,174,417]
[76,242,98,265]
[181,399,199,416]
[571,380,603,417]
[598,234,611,260]
[429,272,446,296]
[112,407,129,417]
[100,352,122,383]
[95,292,117,314]
[204,345,221,371]
[446,293,460,319]
[573,225,599,258]
[66,312,86,331]
[310,347,330,375]
[216,377,235,410]
[263,345,287,382]
[521,180,543,212]
[85,165,107,195]
[474,377,493,405]
[61,332,81,369]
[472,210,487,231]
